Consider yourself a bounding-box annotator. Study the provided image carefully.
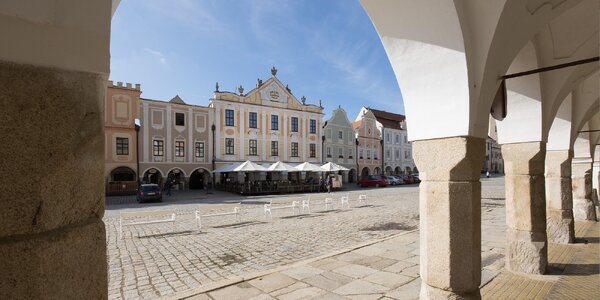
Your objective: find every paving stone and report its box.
[301,271,353,291]
[281,265,325,280]
[277,286,327,300]
[208,283,263,300]
[333,279,390,295]
[382,260,415,273]
[315,260,349,271]
[270,282,310,297]
[377,250,414,261]
[249,273,296,293]
[347,294,384,300]
[352,245,388,256]
[384,277,420,300]
[332,264,379,279]
[399,265,420,278]
[335,252,368,263]
[187,293,213,300]
[364,271,414,289]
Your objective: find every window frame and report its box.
[310,143,316,158]
[291,142,299,157]
[291,117,298,132]
[225,138,235,155]
[153,139,164,156]
[195,141,205,158]
[175,112,185,126]
[248,112,258,129]
[249,139,258,156]
[116,137,129,155]
[310,119,316,134]
[271,115,279,130]
[175,141,185,157]
[271,141,279,156]
[225,109,235,126]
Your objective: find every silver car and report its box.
[385,176,404,186]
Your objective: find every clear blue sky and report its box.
[110,0,404,119]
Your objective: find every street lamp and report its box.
[321,134,326,164]
[355,132,359,181]
[380,138,384,175]
[210,123,216,193]
[134,118,141,188]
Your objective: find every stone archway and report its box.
[405,166,411,174]
[374,167,381,175]
[189,168,211,190]
[385,166,393,175]
[142,168,163,185]
[110,166,136,182]
[360,167,370,179]
[167,168,186,190]
[413,167,418,174]
[394,166,401,175]
[348,168,356,183]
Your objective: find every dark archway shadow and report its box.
[136,230,200,239]
[210,221,267,229]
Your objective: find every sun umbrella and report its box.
[321,162,350,172]
[232,160,268,172]
[294,162,325,172]
[267,161,300,172]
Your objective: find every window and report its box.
[195,142,204,158]
[395,150,400,159]
[175,113,185,126]
[395,135,399,143]
[116,137,129,155]
[291,142,299,157]
[271,141,279,156]
[271,115,278,130]
[348,148,353,159]
[338,131,343,140]
[310,144,316,158]
[225,109,234,126]
[327,147,331,158]
[338,148,343,158]
[404,135,407,143]
[153,140,164,156]
[405,150,409,159]
[291,117,298,132]
[249,139,258,156]
[225,138,234,155]
[175,141,185,157]
[386,150,391,158]
[310,119,316,134]
[386,133,390,142]
[367,150,371,159]
[374,150,378,160]
[249,112,257,128]
[359,149,363,159]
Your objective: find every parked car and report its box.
[385,176,404,186]
[399,175,415,184]
[137,184,162,203]
[411,175,421,183]
[358,175,389,187]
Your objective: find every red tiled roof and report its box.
[352,120,361,129]
[369,108,405,130]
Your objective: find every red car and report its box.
[399,175,415,184]
[358,175,389,187]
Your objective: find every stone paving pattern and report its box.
[105,178,506,299]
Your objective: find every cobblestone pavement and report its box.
[105,177,506,299]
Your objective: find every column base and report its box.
[546,209,575,244]
[420,282,481,300]
[506,229,547,274]
[573,198,597,221]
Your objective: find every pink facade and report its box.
[353,109,382,178]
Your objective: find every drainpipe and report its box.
[211,123,216,192]
[321,135,326,164]
[380,133,384,175]
[355,137,359,181]
[134,119,141,189]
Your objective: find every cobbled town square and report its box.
[1,1,599,300]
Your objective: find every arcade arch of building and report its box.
[0,1,597,299]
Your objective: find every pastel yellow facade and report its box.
[210,71,324,168]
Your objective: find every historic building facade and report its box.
[370,108,416,175]
[138,95,213,190]
[209,68,324,174]
[353,108,382,179]
[323,106,357,182]
[104,81,141,194]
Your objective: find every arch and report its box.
[109,166,136,181]
[413,166,418,174]
[189,168,211,190]
[142,168,163,185]
[385,166,393,175]
[360,167,370,179]
[166,167,187,178]
[348,168,356,183]
[405,166,412,174]
[374,167,381,175]
[394,166,401,175]
[166,168,187,190]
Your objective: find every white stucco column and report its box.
[572,158,597,221]
[413,136,485,299]
[545,150,575,244]
[502,142,547,274]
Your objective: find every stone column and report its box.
[0,61,107,299]
[544,150,575,244]
[572,159,597,221]
[413,136,485,299]
[502,142,547,274]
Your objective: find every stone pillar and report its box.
[413,137,485,299]
[502,142,547,274]
[572,159,597,221]
[0,61,107,299]
[544,150,575,244]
